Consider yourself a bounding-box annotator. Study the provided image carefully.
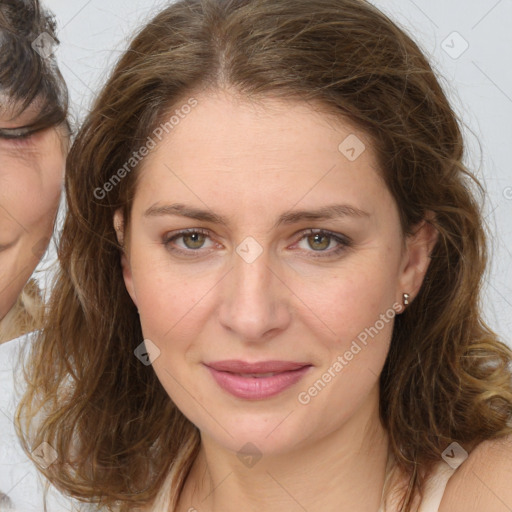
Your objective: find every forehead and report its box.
[132,90,390,221]
[139,90,380,173]
[162,90,364,151]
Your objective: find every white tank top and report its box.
[415,462,456,511]
[378,455,457,512]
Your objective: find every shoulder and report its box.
[0,331,38,400]
[0,331,32,359]
[0,332,85,511]
[0,332,39,509]
[0,330,37,365]
[439,434,512,512]
[0,331,36,397]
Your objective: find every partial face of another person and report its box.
[0,99,65,320]
[117,89,436,457]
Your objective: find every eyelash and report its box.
[162,228,352,259]
[0,128,37,146]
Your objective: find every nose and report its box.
[217,243,292,343]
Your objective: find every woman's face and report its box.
[118,90,436,456]
[0,99,65,320]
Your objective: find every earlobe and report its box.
[113,209,138,309]
[398,212,439,306]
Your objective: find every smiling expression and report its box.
[0,99,65,320]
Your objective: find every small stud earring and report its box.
[403,293,409,306]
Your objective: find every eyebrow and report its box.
[143,202,370,229]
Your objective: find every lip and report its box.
[205,360,310,373]
[204,360,312,400]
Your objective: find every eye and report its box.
[0,127,36,146]
[295,229,351,258]
[162,228,215,255]
[162,228,351,259]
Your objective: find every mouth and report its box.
[204,359,310,373]
[203,361,313,400]
[232,372,286,378]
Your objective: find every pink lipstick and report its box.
[204,360,312,400]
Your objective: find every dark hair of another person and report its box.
[0,0,67,130]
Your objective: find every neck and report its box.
[176,384,391,512]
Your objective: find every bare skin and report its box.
[0,98,65,324]
[115,88,438,511]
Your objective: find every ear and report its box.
[113,209,138,309]
[397,211,438,309]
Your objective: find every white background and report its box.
[39,0,512,346]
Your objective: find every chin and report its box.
[199,411,310,458]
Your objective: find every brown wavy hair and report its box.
[16,0,512,510]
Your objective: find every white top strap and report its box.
[417,462,457,512]
[378,458,458,512]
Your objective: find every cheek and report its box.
[293,268,398,435]
[131,257,211,412]
[294,249,400,410]
[131,250,211,343]
[297,254,400,345]
[0,151,63,238]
